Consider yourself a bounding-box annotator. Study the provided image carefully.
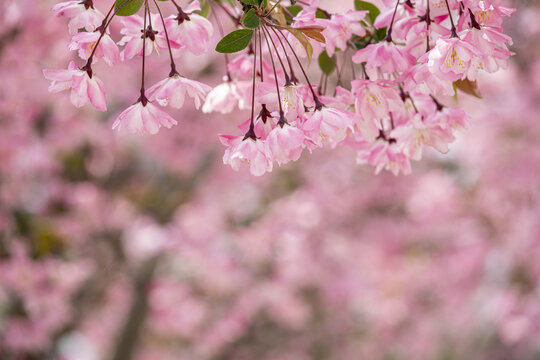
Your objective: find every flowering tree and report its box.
[2,0,539,360]
[44,0,514,175]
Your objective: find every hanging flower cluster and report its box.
[44,0,515,175]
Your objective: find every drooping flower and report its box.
[422,37,482,82]
[69,31,120,66]
[203,81,249,114]
[219,135,273,176]
[322,10,368,56]
[351,79,403,121]
[391,114,455,160]
[112,99,178,135]
[43,61,107,111]
[302,107,355,148]
[265,123,305,165]
[147,74,211,109]
[118,14,181,61]
[352,41,416,77]
[51,0,104,34]
[165,1,213,56]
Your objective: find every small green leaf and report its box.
[242,8,260,28]
[239,0,259,5]
[115,0,144,16]
[195,0,211,17]
[318,51,336,75]
[315,9,329,19]
[286,5,303,16]
[354,0,380,23]
[216,29,254,53]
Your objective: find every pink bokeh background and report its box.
[1,0,539,359]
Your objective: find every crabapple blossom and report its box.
[265,123,305,165]
[220,135,273,176]
[43,61,107,111]
[51,0,104,34]
[165,1,213,56]
[69,31,120,66]
[147,74,211,109]
[42,0,516,177]
[112,99,178,135]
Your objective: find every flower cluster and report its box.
[44,0,213,135]
[44,0,514,176]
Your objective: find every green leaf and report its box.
[216,29,254,53]
[195,0,211,17]
[354,0,380,23]
[286,5,303,16]
[315,9,329,19]
[115,0,144,16]
[242,8,260,28]
[318,51,336,75]
[239,0,259,5]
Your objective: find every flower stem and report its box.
[152,0,178,76]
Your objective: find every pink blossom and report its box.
[165,2,213,56]
[303,107,355,147]
[219,135,273,176]
[43,61,107,111]
[391,114,455,160]
[203,81,247,114]
[265,123,305,165]
[357,139,412,175]
[69,31,120,66]
[353,41,416,77]
[118,14,181,61]
[112,100,178,135]
[351,79,403,120]
[147,74,211,109]
[422,37,483,82]
[322,10,368,56]
[51,0,104,34]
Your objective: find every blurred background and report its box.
[1,0,539,359]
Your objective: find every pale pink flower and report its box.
[219,135,273,176]
[422,37,482,82]
[51,0,104,34]
[118,14,181,61]
[203,81,247,114]
[265,124,305,165]
[353,41,416,77]
[43,61,107,111]
[147,74,211,109]
[165,1,213,56]
[461,26,513,73]
[404,64,455,96]
[356,140,412,175]
[112,100,178,135]
[69,31,120,66]
[322,10,368,56]
[303,107,355,147]
[391,114,455,160]
[351,79,403,120]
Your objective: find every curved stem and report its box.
[273,27,323,109]
[152,0,178,76]
[261,27,284,115]
[262,25,290,83]
[245,29,258,140]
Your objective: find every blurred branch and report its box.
[109,255,160,360]
[0,26,20,59]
